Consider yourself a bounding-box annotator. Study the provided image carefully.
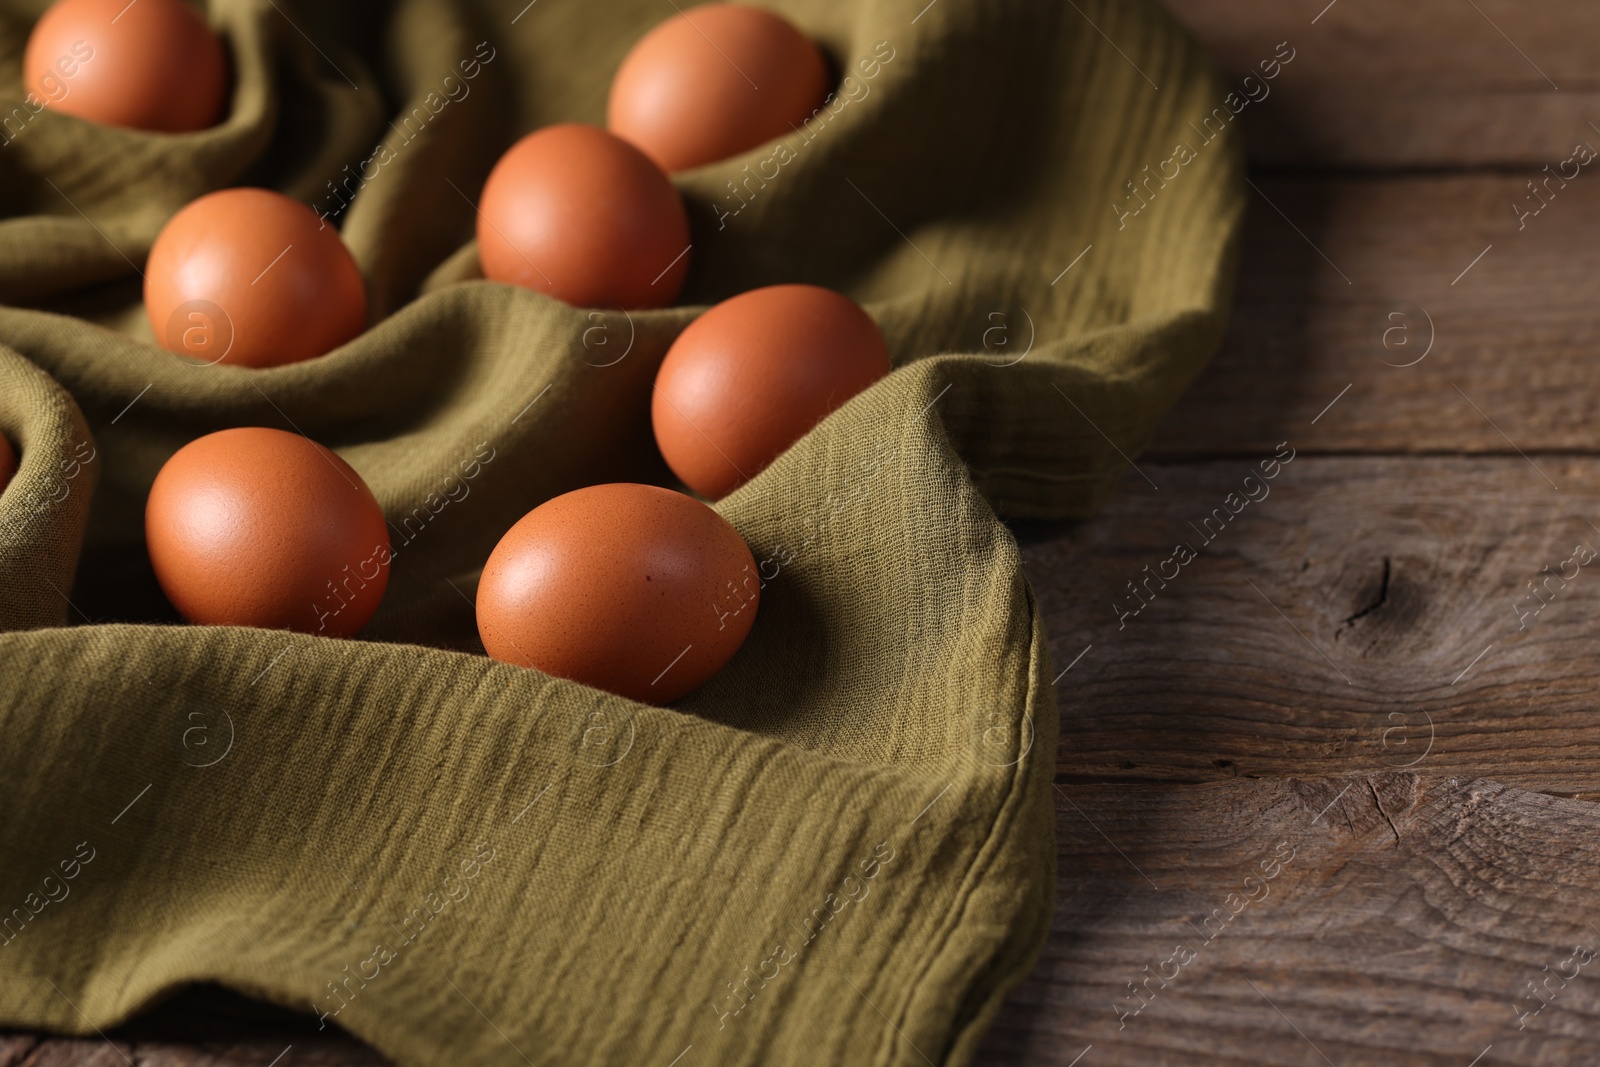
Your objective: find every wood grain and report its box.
[977,775,1600,1066]
[1023,455,1600,795]
[1164,0,1600,168]
[1145,171,1600,459]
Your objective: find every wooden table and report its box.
[983,1,1600,1063]
[8,0,1599,1063]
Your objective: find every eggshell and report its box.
[24,0,229,133]
[652,284,889,499]
[0,434,16,495]
[608,3,829,173]
[145,427,390,637]
[145,188,367,368]
[477,123,690,309]
[476,483,758,704]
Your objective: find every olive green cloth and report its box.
[0,0,1241,1064]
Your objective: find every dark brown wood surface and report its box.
[1146,172,1600,458]
[983,0,1600,1062]
[1162,0,1600,169]
[1031,455,1600,797]
[982,775,1600,1067]
[10,0,1600,1064]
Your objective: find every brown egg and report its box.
[146,427,390,636]
[477,123,690,309]
[653,284,889,499]
[476,483,758,703]
[24,0,229,133]
[0,434,16,495]
[608,4,829,173]
[145,188,366,368]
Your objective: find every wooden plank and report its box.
[1162,0,1600,168]
[1146,172,1600,458]
[1023,455,1600,796]
[977,774,1600,1065]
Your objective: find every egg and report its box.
[652,284,890,499]
[477,123,690,309]
[0,434,16,495]
[146,427,390,636]
[476,483,758,703]
[608,3,830,173]
[145,188,367,368]
[25,0,229,133]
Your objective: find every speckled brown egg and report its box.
[25,0,229,133]
[145,427,390,636]
[145,188,367,369]
[652,283,890,499]
[477,123,691,309]
[476,483,758,703]
[608,4,829,172]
